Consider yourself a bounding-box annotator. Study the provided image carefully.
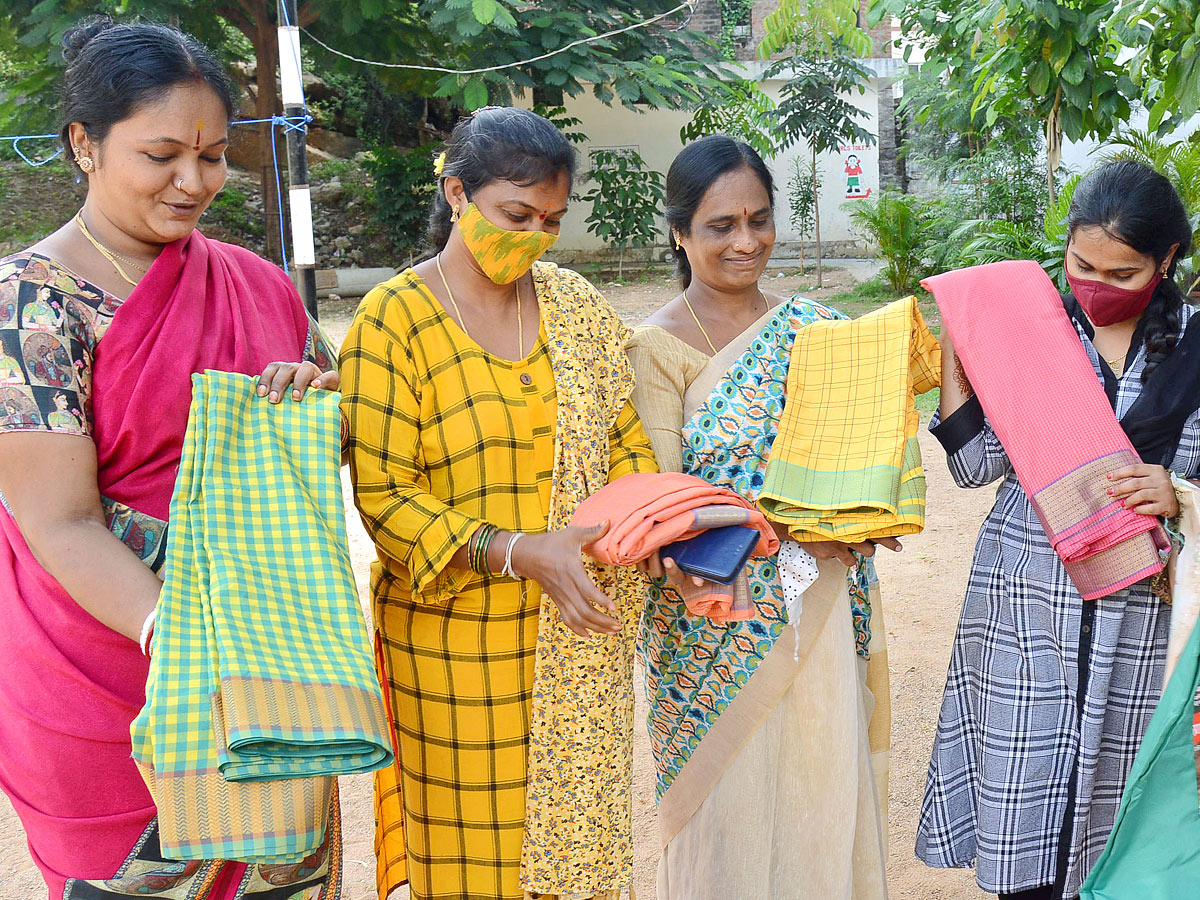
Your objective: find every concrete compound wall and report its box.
[522,58,904,263]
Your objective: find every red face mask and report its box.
[1065,269,1163,327]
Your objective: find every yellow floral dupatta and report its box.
[519,264,645,898]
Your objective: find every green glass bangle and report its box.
[470,523,499,575]
[468,527,482,574]
[467,527,481,574]
[481,525,500,574]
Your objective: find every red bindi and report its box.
[539,213,547,221]
[193,121,204,151]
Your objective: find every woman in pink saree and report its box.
[0,19,340,900]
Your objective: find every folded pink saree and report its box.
[572,472,779,623]
[923,260,1167,600]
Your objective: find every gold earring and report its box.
[450,206,460,223]
[673,232,682,251]
[74,148,95,173]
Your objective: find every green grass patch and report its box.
[826,274,941,329]
[203,187,264,238]
[0,160,79,247]
[829,274,931,304]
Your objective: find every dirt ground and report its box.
[0,264,992,900]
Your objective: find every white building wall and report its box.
[759,73,881,252]
[1061,107,1200,175]
[519,60,894,260]
[525,91,693,256]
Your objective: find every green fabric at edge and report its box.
[1080,614,1200,898]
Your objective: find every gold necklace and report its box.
[74,211,149,287]
[681,287,768,355]
[436,254,524,358]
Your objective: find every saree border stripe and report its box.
[923,260,1166,601]
[136,763,334,861]
[221,677,391,768]
[757,296,939,544]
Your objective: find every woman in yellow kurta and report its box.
[340,107,656,900]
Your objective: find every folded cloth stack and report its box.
[758,295,941,542]
[923,261,1167,600]
[571,471,779,623]
[130,371,393,863]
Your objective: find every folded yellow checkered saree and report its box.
[758,296,941,542]
[131,371,392,863]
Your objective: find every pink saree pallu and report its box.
[0,232,332,900]
[923,260,1167,600]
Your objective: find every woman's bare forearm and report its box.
[23,515,161,642]
[939,329,974,419]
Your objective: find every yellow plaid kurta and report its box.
[340,265,654,900]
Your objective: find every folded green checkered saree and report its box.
[130,371,392,863]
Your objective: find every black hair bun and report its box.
[62,15,116,65]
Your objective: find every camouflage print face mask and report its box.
[457,202,558,284]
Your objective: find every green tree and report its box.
[361,144,437,261]
[898,61,1046,228]
[0,0,420,262]
[1115,0,1200,136]
[1,1,723,261]
[581,148,664,280]
[870,0,1136,204]
[761,27,874,286]
[958,175,1080,288]
[758,0,873,58]
[786,154,818,274]
[679,80,777,161]
[897,59,1039,182]
[421,1,722,113]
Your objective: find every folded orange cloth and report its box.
[572,473,780,623]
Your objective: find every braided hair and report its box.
[1066,159,1193,382]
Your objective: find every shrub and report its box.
[581,149,664,280]
[205,187,263,238]
[363,146,438,256]
[957,175,1079,288]
[845,190,935,293]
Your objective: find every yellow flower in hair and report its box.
[433,151,447,176]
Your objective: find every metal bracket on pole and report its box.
[277,0,319,320]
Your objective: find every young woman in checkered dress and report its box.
[919,161,1200,899]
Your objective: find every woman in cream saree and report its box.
[627,136,890,900]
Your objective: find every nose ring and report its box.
[177,178,185,191]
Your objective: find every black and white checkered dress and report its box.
[916,303,1200,897]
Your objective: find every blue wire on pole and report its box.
[234,114,313,276]
[276,1,309,119]
[269,118,290,275]
[2,134,62,167]
[1,113,311,273]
